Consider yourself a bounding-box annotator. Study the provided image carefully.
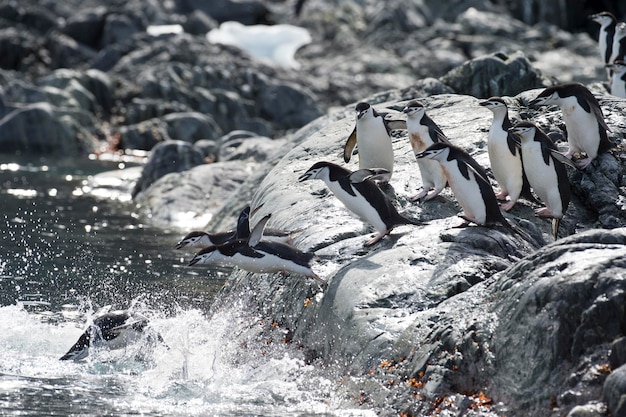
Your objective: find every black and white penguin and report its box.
[415,142,513,230]
[343,102,403,183]
[298,161,422,246]
[60,309,154,361]
[479,97,535,211]
[610,22,626,66]
[529,83,613,169]
[509,121,573,239]
[589,11,617,79]
[402,100,449,201]
[607,60,626,98]
[175,206,295,249]
[189,214,326,287]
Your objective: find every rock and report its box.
[62,6,108,48]
[604,365,626,417]
[100,13,142,47]
[132,140,205,198]
[181,10,218,35]
[440,51,550,98]
[0,102,98,154]
[256,78,322,129]
[134,160,254,229]
[171,0,273,25]
[219,135,285,162]
[610,337,626,369]
[119,118,170,151]
[162,112,222,143]
[566,402,606,417]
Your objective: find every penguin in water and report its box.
[589,11,617,79]
[479,97,536,211]
[60,308,158,361]
[175,206,296,249]
[189,213,327,287]
[415,143,518,232]
[298,161,423,246]
[508,121,575,239]
[607,60,626,98]
[343,102,405,183]
[402,100,449,201]
[529,83,613,169]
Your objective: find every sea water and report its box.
[0,157,375,417]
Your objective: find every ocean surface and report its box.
[0,156,373,417]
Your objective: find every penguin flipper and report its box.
[249,214,271,246]
[235,206,252,239]
[550,149,580,170]
[343,127,357,163]
[349,168,390,183]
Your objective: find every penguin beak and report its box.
[357,109,367,119]
[478,100,489,107]
[174,240,186,249]
[188,256,200,266]
[298,171,311,182]
[414,151,427,160]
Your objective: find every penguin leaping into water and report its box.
[299,161,423,246]
[189,213,326,287]
[529,83,613,169]
[60,308,157,361]
[402,100,449,201]
[509,121,574,239]
[344,102,404,183]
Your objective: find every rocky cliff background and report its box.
[2,0,626,416]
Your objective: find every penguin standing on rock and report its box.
[298,161,423,246]
[414,143,518,234]
[607,60,626,98]
[509,121,574,239]
[589,12,617,79]
[344,102,403,183]
[529,83,613,169]
[610,22,626,66]
[402,100,449,201]
[479,97,535,211]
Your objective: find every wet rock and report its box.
[0,102,98,155]
[604,365,626,417]
[132,140,205,198]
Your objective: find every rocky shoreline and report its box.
[2,0,626,416]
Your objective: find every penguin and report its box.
[589,11,617,79]
[189,214,327,287]
[60,308,156,361]
[175,206,296,249]
[529,83,613,169]
[343,102,402,183]
[479,97,536,211]
[610,22,626,66]
[414,142,513,230]
[402,100,449,201]
[298,161,422,246]
[508,121,573,239]
[607,60,626,98]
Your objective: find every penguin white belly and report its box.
[488,130,523,197]
[417,159,446,189]
[326,180,388,233]
[611,77,626,98]
[440,164,487,224]
[230,252,282,273]
[356,118,394,172]
[407,121,432,154]
[521,145,563,217]
[560,100,600,157]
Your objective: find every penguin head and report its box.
[355,102,372,120]
[617,22,626,37]
[529,88,561,106]
[479,97,507,112]
[402,100,425,119]
[188,246,220,266]
[509,121,537,142]
[589,11,616,25]
[298,161,335,182]
[175,231,209,249]
[415,142,450,162]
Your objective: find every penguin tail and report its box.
[552,218,561,240]
[498,216,542,248]
[520,174,539,204]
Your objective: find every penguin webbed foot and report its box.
[535,207,558,218]
[495,190,509,201]
[410,189,428,202]
[364,231,387,246]
[500,200,516,211]
[454,215,473,228]
[576,156,593,169]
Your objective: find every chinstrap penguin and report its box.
[175,206,296,249]
[60,309,157,361]
[188,214,326,287]
[607,60,626,98]
[402,100,449,201]
[298,161,423,246]
[589,11,617,79]
[415,142,515,232]
[479,97,536,211]
[610,22,626,66]
[509,121,573,239]
[343,102,404,183]
[529,83,613,169]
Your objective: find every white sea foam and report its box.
[207,21,312,69]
